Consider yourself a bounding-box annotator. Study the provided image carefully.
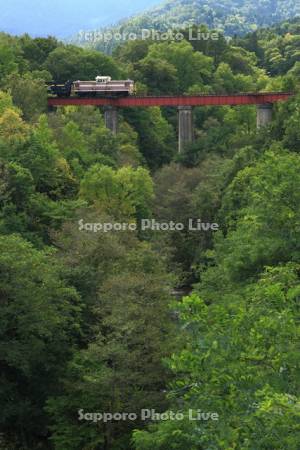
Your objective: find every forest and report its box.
[0,16,299,450]
[72,0,299,53]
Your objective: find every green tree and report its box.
[0,234,80,449]
[46,217,175,450]
[0,34,24,82]
[44,46,120,81]
[6,72,48,121]
[19,35,59,71]
[132,148,300,450]
[134,57,179,94]
[124,107,176,170]
[134,264,300,449]
[80,164,154,221]
[144,41,213,92]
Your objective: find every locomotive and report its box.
[48,76,135,98]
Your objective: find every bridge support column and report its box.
[257,103,273,128]
[178,106,194,153]
[104,106,118,135]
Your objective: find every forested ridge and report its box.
[72,0,300,53]
[0,18,299,450]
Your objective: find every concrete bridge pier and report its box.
[104,106,118,135]
[257,103,273,128]
[178,106,194,152]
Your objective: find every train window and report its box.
[96,76,111,83]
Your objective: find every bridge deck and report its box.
[48,92,293,108]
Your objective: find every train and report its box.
[47,76,135,98]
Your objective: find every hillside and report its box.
[125,0,300,34]
[71,0,300,52]
[0,15,300,450]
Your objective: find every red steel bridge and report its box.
[47,92,293,152]
[48,92,291,107]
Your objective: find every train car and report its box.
[74,76,134,97]
[47,76,134,98]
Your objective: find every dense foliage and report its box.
[0,17,299,450]
[72,0,300,53]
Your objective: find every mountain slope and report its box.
[72,0,300,51]
[129,0,299,34]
